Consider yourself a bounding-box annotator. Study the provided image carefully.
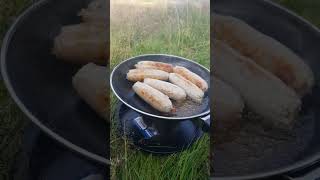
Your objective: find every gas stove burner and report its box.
[117,103,204,154]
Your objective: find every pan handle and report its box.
[200,114,210,132]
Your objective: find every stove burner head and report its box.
[117,103,204,154]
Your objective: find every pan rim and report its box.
[211,0,320,179]
[0,0,110,166]
[110,54,210,120]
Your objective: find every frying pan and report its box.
[1,0,109,166]
[110,54,210,121]
[212,0,320,179]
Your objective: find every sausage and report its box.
[126,69,169,82]
[144,78,186,101]
[53,23,108,64]
[173,66,208,91]
[79,10,107,24]
[132,82,173,113]
[212,76,244,129]
[135,61,174,72]
[213,40,301,128]
[212,13,314,96]
[212,76,244,143]
[78,0,107,24]
[85,0,106,11]
[169,73,204,103]
[72,63,108,120]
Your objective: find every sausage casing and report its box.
[213,13,314,96]
[144,78,186,101]
[72,63,108,120]
[135,61,174,73]
[133,82,173,113]
[173,66,208,91]
[213,40,301,128]
[169,73,204,103]
[52,23,107,64]
[78,0,107,23]
[212,76,244,143]
[127,69,169,82]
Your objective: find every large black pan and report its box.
[212,0,320,179]
[1,0,109,166]
[110,54,210,120]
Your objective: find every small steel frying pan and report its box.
[212,0,320,179]
[110,54,210,129]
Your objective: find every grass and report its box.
[113,136,209,180]
[0,0,31,179]
[110,1,210,180]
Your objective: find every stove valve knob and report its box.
[133,116,159,139]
